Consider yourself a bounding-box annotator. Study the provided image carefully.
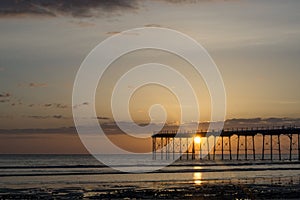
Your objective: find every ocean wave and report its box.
[1,166,300,177]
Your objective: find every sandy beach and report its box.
[1,180,300,199]
[1,155,300,199]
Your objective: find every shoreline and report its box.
[1,180,300,199]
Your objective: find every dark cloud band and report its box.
[0,0,138,18]
[0,0,235,18]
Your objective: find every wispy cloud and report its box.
[144,24,163,28]
[27,103,68,109]
[0,92,26,106]
[106,31,139,36]
[28,82,47,88]
[44,103,68,109]
[27,115,67,120]
[18,82,47,88]
[0,0,237,18]
[224,117,300,128]
[0,92,10,98]
[69,20,96,27]
[0,92,11,103]
[73,102,89,109]
[0,127,76,134]
[106,31,121,35]
[96,116,111,120]
[0,0,139,18]
[0,99,9,103]
[55,103,68,109]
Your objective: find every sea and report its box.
[1,154,300,199]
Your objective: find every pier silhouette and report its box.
[152,126,300,161]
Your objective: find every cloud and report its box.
[28,103,68,109]
[106,31,122,35]
[55,103,68,109]
[0,99,9,103]
[0,0,139,18]
[69,20,96,27]
[27,115,50,119]
[53,115,63,119]
[0,117,299,136]
[27,115,67,119]
[73,102,89,109]
[0,127,76,134]
[0,92,11,103]
[29,82,47,88]
[18,82,47,88]
[96,116,111,120]
[106,31,140,36]
[144,24,163,28]
[0,92,10,98]
[0,0,237,18]
[160,0,238,3]
[224,117,300,128]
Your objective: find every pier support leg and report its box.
[213,136,216,160]
[221,136,224,160]
[290,134,293,161]
[237,135,240,160]
[153,137,156,160]
[172,138,175,160]
[245,136,247,160]
[199,138,202,160]
[262,135,265,160]
[298,134,300,161]
[179,138,182,160]
[192,138,195,160]
[229,136,232,160]
[167,137,169,160]
[252,135,255,160]
[207,137,210,160]
[270,135,273,161]
[278,135,281,161]
[186,138,189,160]
[161,137,163,160]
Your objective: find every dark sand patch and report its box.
[1,182,300,199]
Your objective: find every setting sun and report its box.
[194,136,201,144]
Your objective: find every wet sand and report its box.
[1,181,300,199]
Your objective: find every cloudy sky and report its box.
[0,0,300,153]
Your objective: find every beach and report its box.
[1,181,300,199]
[0,154,300,199]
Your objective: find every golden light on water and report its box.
[193,171,203,185]
[194,136,201,144]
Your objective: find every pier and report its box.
[152,126,300,161]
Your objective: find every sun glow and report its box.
[194,136,201,144]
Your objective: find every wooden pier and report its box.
[151,126,300,161]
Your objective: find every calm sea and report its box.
[1,154,300,190]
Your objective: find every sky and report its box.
[0,0,300,154]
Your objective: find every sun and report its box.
[194,136,201,144]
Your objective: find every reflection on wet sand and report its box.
[193,166,203,185]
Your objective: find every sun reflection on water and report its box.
[193,166,203,185]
